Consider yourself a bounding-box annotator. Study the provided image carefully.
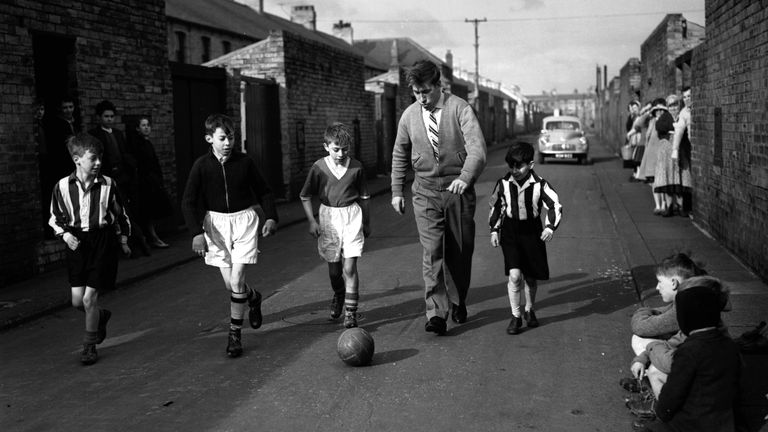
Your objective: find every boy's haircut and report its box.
[95,100,116,115]
[67,132,104,158]
[204,113,235,136]
[656,252,706,279]
[505,141,535,167]
[406,60,441,88]
[60,94,76,105]
[675,277,724,335]
[324,122,352,147]
[628,100,640,108]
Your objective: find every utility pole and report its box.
[465,17,487,110]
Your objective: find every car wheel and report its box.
[538,153,545,164]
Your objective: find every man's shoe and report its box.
[344,311,358,328]
[97,309,112,344]
[330,293,345,320]
[524,310,539,328]
[506,317,523,335]
[226,328,243,358]
[80,343,98,365]
[425,316,447,335]
[247,289,263,329]
[451,304,467,324]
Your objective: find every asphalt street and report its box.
[0,133,765,432]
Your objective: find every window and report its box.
[222,40,231,54]
[201,36,211,63]
[175,31,186,63]
[546,121,579,131]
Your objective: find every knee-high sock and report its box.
[344,291,359,313]
[524,283,537,312]
[507,280,522,318]
[230,292,248,330]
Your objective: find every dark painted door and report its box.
[171,63,226,225]
[243,77,283,198]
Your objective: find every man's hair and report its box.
[324,122,352,147]
[656,252,706,279]
[628,100,641,108]
[67,132,103,158]
[204,113,235,136]
[682,86,691,93]
[95,100,116,115]
[505,141,535,166]
[406,60,441,88]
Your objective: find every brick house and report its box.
[640,14,705,101]
[0,0,174,285]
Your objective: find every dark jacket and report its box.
[655,328,741,432]
[182,151,278,236]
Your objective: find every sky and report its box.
[261,0,705,96]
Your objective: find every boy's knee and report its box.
[508,271,524,287]
[82,294,98,310]
[71,298,85,310]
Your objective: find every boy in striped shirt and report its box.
[49,133,132,365]
[489,142,562,335]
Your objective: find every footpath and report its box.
[1,136,766,429]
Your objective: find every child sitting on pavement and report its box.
[300,123,370,328]
[622,253,708,396]
[635,277,741,432]
[489,141,562,335]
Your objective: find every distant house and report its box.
[355,38,516,144]
[168,0,378,197]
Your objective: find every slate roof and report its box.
[353,37,445,70]
[166,0,360,57]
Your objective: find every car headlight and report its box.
[578,137,587,145]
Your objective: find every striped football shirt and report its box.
[48,173,131,237]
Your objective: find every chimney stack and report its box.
[291,5,316,31]
[332,20,353,44]
[445,50,453,68]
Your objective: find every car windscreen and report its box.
[545,121,579,131]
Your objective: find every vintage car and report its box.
[537,115,589,164]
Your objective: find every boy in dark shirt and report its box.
[182,114,279,358]
[49,133,131,365]
[300,123,370,328]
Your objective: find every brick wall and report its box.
[691,0,768,280]
[0,1,174,286]
[207,30,377,198]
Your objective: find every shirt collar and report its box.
[422,93,445,113]
[211,148,229,164]
[101,126,112,134]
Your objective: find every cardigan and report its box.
[391,92,486,195]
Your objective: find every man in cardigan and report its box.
[391,60,487,335]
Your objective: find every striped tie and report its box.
[427,109,439,160]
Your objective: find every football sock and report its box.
[83,330,99,345]
[344,291,359,314]
[329,266,345,295]
[230,292,248,330]
[507,281,522,318]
